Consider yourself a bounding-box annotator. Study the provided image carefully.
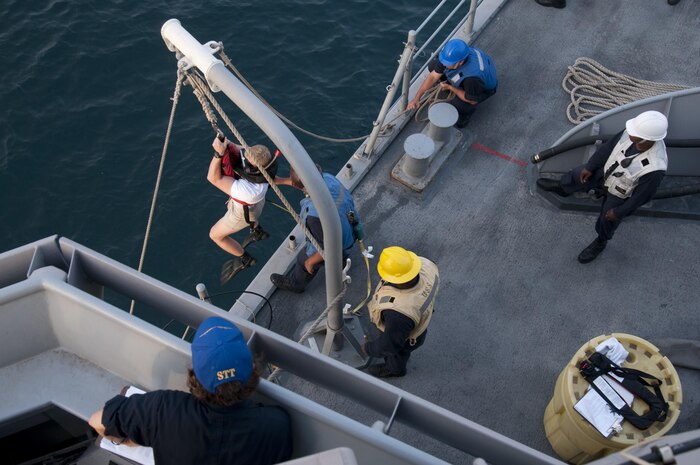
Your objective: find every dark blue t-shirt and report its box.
[102,390,292,465]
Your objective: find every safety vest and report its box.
[300,173,356,256]
[603,132,667,199]
[368,258,439,345]
[444,47,498,91]
[222,143,279,185]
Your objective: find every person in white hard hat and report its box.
[536,110,668,263]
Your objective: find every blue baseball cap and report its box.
[192,316,253,393]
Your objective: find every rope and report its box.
[412,85,455,123]
[185,71,326,258]
[130,68,185,315]
[349,240,373,315]
[188,74,219,132]
[183,65,364,381]
[562,57,690,124]
[267,282,348,383]
[218,46,384,143]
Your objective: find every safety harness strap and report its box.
[578,352,669,430]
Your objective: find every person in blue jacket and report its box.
[408,38,497,128]
[271,165,357,293]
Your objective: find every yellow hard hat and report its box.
[377,246,422,284]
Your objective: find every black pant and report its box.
[288,250,322,291]
[560,165,625,241]
[450,78,496,126]
[383,330,427,373]
[288,249,350,291]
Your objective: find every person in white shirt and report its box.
[208,136,273,284]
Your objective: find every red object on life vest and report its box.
[222,143,242,179]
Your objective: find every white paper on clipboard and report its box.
[99,386,155,465]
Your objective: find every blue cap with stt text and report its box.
[192,316,253,393]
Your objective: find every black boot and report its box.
[241,226,269,249]
[668,0,680,5]
[577,238,607,264]
[455,116,471,129]
[535,0,566,8]
[220,251,256,285]
[270,273,304,293]
[536,178,570,197]
[367,363,406,378]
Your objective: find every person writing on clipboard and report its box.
[89,316,292,465]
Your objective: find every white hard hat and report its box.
[625,111,668,141]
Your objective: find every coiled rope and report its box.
[130,68,185,315]
[412,85,455,123]
[562,57,690,124]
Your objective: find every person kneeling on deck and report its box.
[270,166,358,293]
[208,136,277,285]
[536,111,668,263]
[362,247,439,378]
[89,316,292,465]
[407,38,497,128]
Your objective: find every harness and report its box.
[222,143,278,226]
[222,143,279,184]
[578,352,669,430]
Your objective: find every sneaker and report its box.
[367,364,406,378]
[577,239,607,264]
[270,273,304,294]
[220,253,257,286]
[536,178,570,197]
[241,227,269,249]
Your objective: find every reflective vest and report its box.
[445,47,498,91]
[603,132,667,199]
[222,143,279,185]
[368,258,439,345]
[300,173,356,256]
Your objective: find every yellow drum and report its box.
[543,333,682,464]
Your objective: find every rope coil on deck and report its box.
[563,57,690,124]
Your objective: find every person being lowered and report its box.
[208,135,278,285]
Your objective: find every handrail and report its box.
[0,236,566,465]
[364,0,479,157]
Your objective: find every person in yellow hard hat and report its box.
[362,247,439,378]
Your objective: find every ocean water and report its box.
[0,1,437,312]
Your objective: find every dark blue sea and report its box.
[0,1,437,314]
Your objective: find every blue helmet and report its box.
[439,39,470,66]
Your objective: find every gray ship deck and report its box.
[266,1,700,463]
